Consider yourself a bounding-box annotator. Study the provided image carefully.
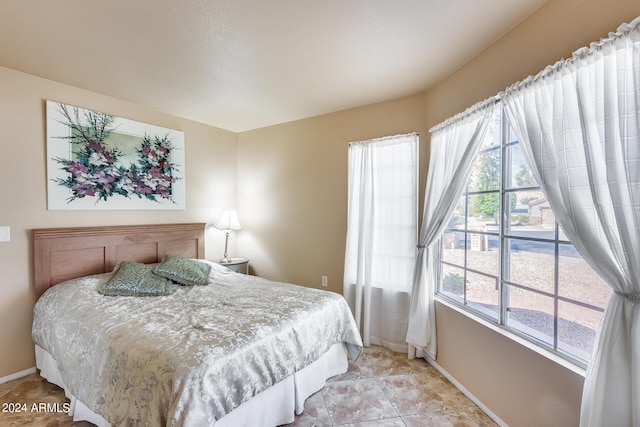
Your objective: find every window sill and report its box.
[435,295,587,377]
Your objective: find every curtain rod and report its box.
[499,15,640,97]
[348,132,419,146]
[428,96,499,134]
[429,15,640,135]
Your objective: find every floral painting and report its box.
[46,101,185,210]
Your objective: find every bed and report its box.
[31,223,362,427]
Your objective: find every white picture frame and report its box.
[46,100,186,210]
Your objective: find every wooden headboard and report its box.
[33,223,206,299]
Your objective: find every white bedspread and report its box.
[32,263,362,427]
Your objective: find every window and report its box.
[344,133,418,350]
[437,108,611,366]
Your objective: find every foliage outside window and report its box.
[437,108,611,366]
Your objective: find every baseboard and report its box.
[0,367,36,384]
[426,356,508,427]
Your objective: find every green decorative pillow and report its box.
[99,261,173,296]
[153,256,211,286]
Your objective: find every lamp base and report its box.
[220,231,230,264]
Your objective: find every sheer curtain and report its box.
[406,102,495,359]
[502,17,640,427]
[344,133,417,352]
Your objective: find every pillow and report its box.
[153,256,211,286]
[99,261,173,296]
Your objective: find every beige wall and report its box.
[0,66,238,378]
[237,93,429,291]
[237,1,640,426]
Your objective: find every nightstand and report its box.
[219,258,249,274]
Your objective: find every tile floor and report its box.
[0,345,497,426]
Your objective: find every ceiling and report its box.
[0,0,547,132]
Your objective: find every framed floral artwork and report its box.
[46,101,186,210]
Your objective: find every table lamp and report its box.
[214,209,241,263]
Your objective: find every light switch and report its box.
[0,226,10,242]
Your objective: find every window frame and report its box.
[436,108,607,369]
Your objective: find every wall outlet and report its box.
[321,276,328,287]
[0,226,9,242]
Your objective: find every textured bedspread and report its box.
[32,262,362,426]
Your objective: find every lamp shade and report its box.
[214,209,241,231]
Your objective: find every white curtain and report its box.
[344,133,417,352]
[501,17,640,427]
[406,101,496,359]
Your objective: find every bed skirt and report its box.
[35,342,348,426]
